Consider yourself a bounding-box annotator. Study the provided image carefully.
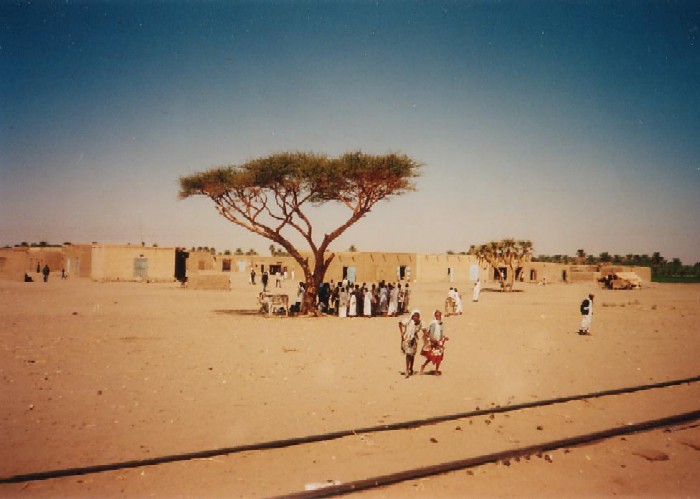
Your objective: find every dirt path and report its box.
[1,278,699,497]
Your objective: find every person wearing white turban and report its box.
[420,310,449,375]
[399,309,424,378]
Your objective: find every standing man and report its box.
[250,268,256,285]
[388,283,399,317]
[453,287,463,315]
[399,310,423,378]
[472,280,482,302]
[42,264,50,282]
[420,310,449,375]
[291,282,305,315]
[579,294,594,335]
[261,270,269,292]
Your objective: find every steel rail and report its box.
[274,408,700,498]
[1,374,699,484]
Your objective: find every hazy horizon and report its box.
[2,239,695,267]
[2,2,699,263]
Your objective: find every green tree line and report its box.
[532,251,700,278]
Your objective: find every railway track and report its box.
[2,375,700,497]
[278,409,700,498]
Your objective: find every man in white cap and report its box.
[420,309,449,375]
[399,309,424,378]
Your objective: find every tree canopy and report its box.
[179,151,422,313]
[469,239,533,291]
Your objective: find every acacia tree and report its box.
[179,151,421,314]
[469,238,533,291]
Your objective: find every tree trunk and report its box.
[302,280,318,315]
[506,265,515,291]
[300,252,333,315]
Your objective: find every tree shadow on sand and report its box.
[214,309,263,316]
[214,309,290,317]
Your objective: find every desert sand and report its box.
[1,275,699,498]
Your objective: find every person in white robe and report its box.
[453,288,463,315]
[387,284,399,316]
[379,285,388,315]
[399,310,423,378]
[472,280,481,302]
[338,286,348,318]
[363,288,372,317]
[348,290,357,317]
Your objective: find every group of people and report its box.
[25,264,53,282]
[445,287,463,315]
[444,281,482,315]
[399,309,448,378]
[397,287,595,379]
[399,283,480,378]
[312,280,412,318]
[260,278,412,318]
[251,269,295,291]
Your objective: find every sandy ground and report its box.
[1,275,699,498]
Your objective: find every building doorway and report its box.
[515,267,524,282]
[398,265,407,280]
[175,249,189,282]
[343,266,356,283]
[133,257,148,278]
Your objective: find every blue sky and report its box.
[2,1,699,263]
